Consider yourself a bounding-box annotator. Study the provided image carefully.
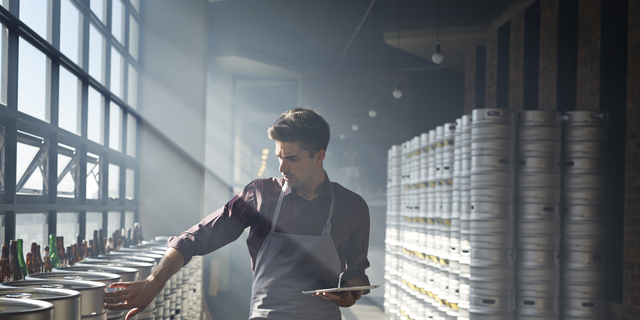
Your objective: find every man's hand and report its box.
[105,278,162,320]
[312,278,365,308]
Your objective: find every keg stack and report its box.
[561,111,608,320]
[457,115,472,320]
[384,145,402,319]
[515,110,562,320]
[441,123,458,320]
[468,108,517,320]
[426,129,438,320]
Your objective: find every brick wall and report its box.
[464,48,477,115]
[485,29,499,109]
[576,0,601,111]
[624,1,640,319]
[538,0,558,110]
[509,11,525,111]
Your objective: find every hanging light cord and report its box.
[436,0,440,43]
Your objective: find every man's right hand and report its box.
[105,278,163,320]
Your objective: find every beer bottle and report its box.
[16,239,27,276]
[76,235,83,260]
[9,240,23,280]
[35,244,43,273]
[98,229,105,255]
[56,237,66,267]
[92,231,99,257]
[83,240,88,260]
[30,243,40,274]
[66,246,74,266]
[26,252,35,274]
[0,245,13,282]
[43,246,52,272]
[48,235,60,268]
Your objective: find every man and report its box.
[106,108,371,320]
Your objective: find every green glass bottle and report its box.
[16,239,27,276]
[48,234,60,268]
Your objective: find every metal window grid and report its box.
[0,0,141,246]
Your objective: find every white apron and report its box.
[249,181,342,320]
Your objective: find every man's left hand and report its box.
[312,278,364,308]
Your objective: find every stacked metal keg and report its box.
[515,110,562,320]
[457,115,472,320]
[425,129,438,320]
[468,108,516,320]
[561,111,608,320]
[384,145,402,318]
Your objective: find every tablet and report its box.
[302,285,380,295]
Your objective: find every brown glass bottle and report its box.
[35,244,43,273]
[92,231,99,257]
[83,240,88,260]
[30,243,40,274]
[66,246,74,266]
[56,237,66,267]
[9,240,23,280]
[0,245,13,282]
[76,235,83,260]
[26,252,35,274]
[43,246,52,273]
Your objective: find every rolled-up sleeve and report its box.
[167,182,258,266]
[340,198,371,291]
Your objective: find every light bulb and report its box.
[432,52,444,64]
[432,42,444,64]
[393,89,403,99]
[369,109,377,118]
[339,134,346,140]
[351,124,359,132]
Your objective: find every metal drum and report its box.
[77,261,153,281]
[563,111,605,127]
[0,287,81,320]
[0,297,54,320]
[53,266,139,282]
[3,279,107,318]
[27,271,121,287]
[517,141,562,158]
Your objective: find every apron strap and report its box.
[271,177,335,236]
[270,181,288,232]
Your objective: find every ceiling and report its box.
[208,0,520,73]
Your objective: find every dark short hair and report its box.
[268,108,330,157]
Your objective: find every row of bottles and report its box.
[0,222,145,282]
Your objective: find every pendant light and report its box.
[393,0,403,99]
[432,0,444,64]
[368,103,377,118]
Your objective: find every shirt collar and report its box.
[282,172,332,201]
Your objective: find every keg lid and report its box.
[0,297,54,314]
[517,110,562,127]
[53,266,138,282]
[2,279,106,291]
[563,111,605,127]
[0,287,81,301]
[27,271,122,284]
[472,108,516,124]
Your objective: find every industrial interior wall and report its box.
[623,0,640,319]
[463,0,639,318]
[137,0,211,239]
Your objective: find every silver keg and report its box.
[0,287,81,320]
[515,110,562,320]
[0,297,54,320]
[561,110,608,320]
[2,279,107,319]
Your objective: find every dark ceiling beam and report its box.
[338,0,377,66]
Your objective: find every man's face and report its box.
[275,140,323,189]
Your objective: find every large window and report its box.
[0,0,141,247]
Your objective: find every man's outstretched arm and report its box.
[105,247,185,320]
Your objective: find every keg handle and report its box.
[486,111,502,116]
[566,161,575,166]
[41,284,65,289]
[482,299,496,305]
[583,302,597,308]
[522,300,536,306]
